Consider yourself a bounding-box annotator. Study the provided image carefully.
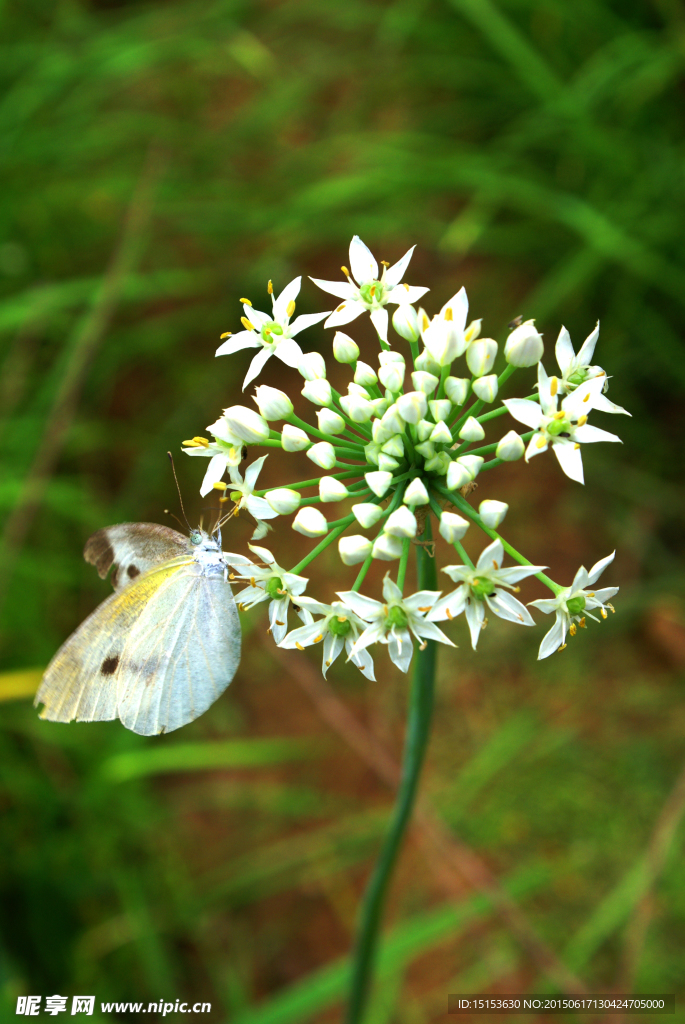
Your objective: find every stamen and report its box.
[583,392,591,402]
[482,618,488,629]
[341,266,351,277]
[276,620,284,626]
[444,307,453,321]
[286,300,296,317]
[219,496,229,504]
[337,615,347,623]
[240,297,252,306]
[241,316,255,331]
[380,260,389,267]
[369,285,376,297]
[326,659,332,666]
[579,617,586,628]
[296,642,305,651]
[313,634,324,643]
[550,377,558,396]
[220,331,232,339]
[446,608,454,620]
[212,481,228,491]
[513,586,521,593]
[336,302,346,312]
[536,436,547,448]
[558,642,567,651]
[570,623,577,636]
[403,282,410,290]
[607,603,615,613]
[600,608,607,619]
[554,410,565,419]
[250,577,256,587]
[418,606,431,612]
[419,640,427,650]
[574,443,581,449]
[229,573,235,579]
[267,280,273,294]
[577,414,588,426]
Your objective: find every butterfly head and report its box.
[188,527,225,573]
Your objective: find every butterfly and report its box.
[35,522,242,736]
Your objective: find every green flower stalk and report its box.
[184,234,628,1022]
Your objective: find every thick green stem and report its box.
[345,519,437,1024]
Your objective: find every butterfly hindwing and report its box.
[84,523,188,592]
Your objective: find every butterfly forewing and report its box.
[85,523,188,591]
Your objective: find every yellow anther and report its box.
[219,496,229,504]
[212,481,228,491]
[182,439,201,447]
[183,436,210,448]
[276,620,284,626]
[403,282,410,290]
[341,265,351,277]
[326,659,332,666]
[550,376,558,396]
[569,623,577,636]
[574,443,581,449]
[583,392,591,402]
[369,285,376,297]
[444,307,453,321]
[607,603,615,613]
[536,436,547,448]
[419,640,427,650]
[482,618,488,629]
[577,414,588,426]
[446,608,453,620]
[336,615,347,622]
[296,642,305,651]
[220,331,232,339]
[241,316,255,331]
[336,302,346,313]
[579,617,586,628]
[240,297,252,306]
[421,313,429,331]
[250,577,256,587]
[554,410,565,419]
[313,634,324,643]
[600,608,607,619]
[513,585,521,593]
[267,280,273,294]
[558,642,567,651]
[380,260,389,267]
[587,591,595,597]
[286,300,296,317]
[418,606,431,612]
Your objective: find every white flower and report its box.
[320,477,349,502]
[504,320,544,367]
[252,385,293,421]
[226,455,278,532]
[529,552,618,660]
[496,430,525,462]
[503,363,622,484]
[338,535,373,565]
[392,303,420,342]
[279,598,375,680]
[302,379,333,407]
[222,405,270,445]
[317,408,345,434]
[233,544,308,644]
[478,499,508,528]
[333,331,360,364]
[403,477,429,505]
[555,323,630,414]
[365,471,393,497]
[340,575,454,674]
[216,278,329,390]
[397,390,427,424]
[445,377,469,405]
[371,534,403,560]
[182,431,243,497]
[307,441,336,470]
[354,361,378,387]
[471,374,498,403]
[428,539,545,649]
[311,236,428,342]
[419,288,469,366]
[281,423,310,451]
[438,511,469,543]
[265,488,301,514]
[384,506,417,538]
[458,416,485,442]
[466,337,498,377]
[299,351,327,380]
[292,507,328,537]
[352,502,384,528]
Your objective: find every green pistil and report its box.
[329,615,352,637]
[547,418,570,436]
[470,576,495,599]
[567,595,586,615]
[567,370,587,387]
[265,577,284,599]
[386,604,408,629]
[261,322,283,342]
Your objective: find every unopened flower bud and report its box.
[206,416,243,446]
[339,392,373,422]
[417,419,433,442]
[264,488,301,514]
[292,507,328,537]
[380,403,405,435]
[414,441,435,459]
[354,360,378,387]
[319,476,349,502]
[415,348,441,375]
[496,430,525,462]
[446,460,471,491]
[428,399,451,422]
[370,396,390,417]
[317,408,345,434]
[352,503,383,528]
[372,533,403,561]
[458,416,485,442]
[306,441,336,470]
[381,434,405,458]
[302,379,332,407]
[424,451,451,474]
[365,470,393,497]
[348,382,370,398]
[372,418,393,444]
[457,454,484,479]
[385,506,417,538]
[423,317,465,366]
[397,390,427,424]
[333,331,359,364]
[479,499,508,528]
[379,350,405,367]
[364,442,381,465]
[281,423,310,451]
[444,377,469,406]
[298,351,327,380]
[222,405,270,444]
[378,453,400,472]
[392,303,420,342]
[429,420,452,444]
[339,535,372,565]
[403,477,429,505]
[253,385,293,421]
[466,338,498,377]
[439,511,469,543]
[411,371,439,395]
[471,374,498,403]
[504,319,543,367]
[378,362,404,392]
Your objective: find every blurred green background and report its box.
[1,1,684,1020]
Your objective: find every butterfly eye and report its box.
[190,531,202,546]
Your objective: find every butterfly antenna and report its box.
[164,509,187,531]
[167,452,191,530]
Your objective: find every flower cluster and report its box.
[184,237,626,668]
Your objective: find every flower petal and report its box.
[387,628,413,673]
[244,305,271,329]
[464,598,485,649]
[586,550,615,586]
[503,398,544,430]
[216,331,260,356]
[555,326,575,375]
[403,590,442,612]
[324,302,364,329]
[244,454,267,491]
[383,246,415,287]
[476,539,504,571]
[538,612,567,659]
[346,636,376,680]
[200,455,228,496]
[269,597,290,644]
[245,495,278,520]
[441,286,469,332]
[288,311,331,336]
[427,586,467,621]
[242,347,272,390]
[337,590,384,621]
[494,564,547,585]
[272,276,302,321]
[280,621,327,648]
[576,321,600,366]
[485,589,535,626]
[592,392,631,416]
[369,307,389,342]
[349,235,378,285]
[411,617,456,646]
[309,276,357,300]
[553,441,584,483]
[573,424,622,444]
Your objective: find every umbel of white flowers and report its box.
[183,236,626,670]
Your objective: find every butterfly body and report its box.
[35,523,241,736]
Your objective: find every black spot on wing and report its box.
[101,655,120,676]
[127,564,140,579]
[111,566,119,589]
[84,530,116,579]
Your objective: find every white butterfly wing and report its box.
[84,523,188,591]
[116,563,241,736]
